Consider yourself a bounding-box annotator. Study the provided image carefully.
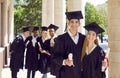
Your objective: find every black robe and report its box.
[10,35,25,71]
[25,36,38,71]
[37,36,49,73]
[82,46,103,78]
[52,32,85,78]
[44,37,58,75]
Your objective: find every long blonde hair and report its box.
[81,35,99,62]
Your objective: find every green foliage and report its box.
[85,2,108,34]
[14,0,42,35]
[97,4,108,34]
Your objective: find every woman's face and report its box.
[68,19,80,32]
[86,30,97,43]
[41,31,48,38]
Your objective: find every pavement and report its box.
[1,58,56,78]
[2,68,56,78]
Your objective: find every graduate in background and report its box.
[44,24,59,76]
[10,27,30,78]
[81,22,105,78]
[25,27,39,78]
[37,26,50,78]
[52,11,85,78]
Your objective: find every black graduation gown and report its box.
[10,35,25,71]
[52,32,85,78]
[82,46,103,78]
[44,37,58,75]
[37,36,49,73]
[25,36,38,71]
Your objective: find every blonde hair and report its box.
[81,35,99,62]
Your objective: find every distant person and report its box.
[10,27,30,78]
[37,26,50,78]
[81,22,105,78]
[45,24,59,76]
[25,27,39,78]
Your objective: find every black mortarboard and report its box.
[41,26,48,31]
[22,27,29,32]
[48,24,59,31]
[84,22,105,34]
[65,11,83,20]
[33,26,39,31]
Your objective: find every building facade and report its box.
[0,0,14,78]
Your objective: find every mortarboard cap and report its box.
[22,27,29,32]
[48,24,59,31]
[41,26,48,31]
[33,26,39,31]
[84,22,105,34]
[65,11,83,20]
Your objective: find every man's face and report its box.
[68,19,80,31]
[33,30,39,37]
[24,31,30,38]
[49,28,55,37]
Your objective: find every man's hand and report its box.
[64,59,74,67]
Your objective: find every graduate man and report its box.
[44,24,59,76]
[25,27,39,78]
[10,27,30,78]
[52,11,85,78]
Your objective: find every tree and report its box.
[14,0,42,35]
[85,2,105,30]
[97,3,108,34]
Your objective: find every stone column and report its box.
[42,0,47,26]
[1,0,9,65]
[67,0,85,34]
[108,0,120,78]
[54,0,66,35]
[42,0,54,26]
[0,0,1,47]
[8,0,14,43]
[0,48,4,78]
[1,0,8,47]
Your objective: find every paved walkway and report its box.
[2,67,108,78]
[2,68,55,78]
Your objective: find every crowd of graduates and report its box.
[9,10,109,78]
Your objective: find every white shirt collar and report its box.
[42,37,47,43]
[51,35,57,40]
[68,30,79,44]
[50,35,57,43]
[21,33,26,41]
[86,44,97,55]
[32,35,38,47]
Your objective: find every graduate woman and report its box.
[81,22,105,78]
